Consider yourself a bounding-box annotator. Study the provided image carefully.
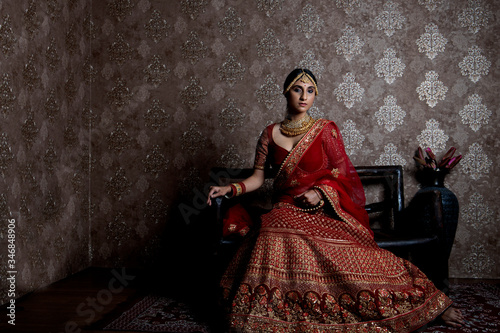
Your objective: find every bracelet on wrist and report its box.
[233,182,246,196]
[312,188,322,200]
[224,185,235,199]
[225,182,246,199]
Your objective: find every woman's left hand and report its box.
[295,189,322,207]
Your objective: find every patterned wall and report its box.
[90,0,498,278]
[0,0,91,304]
[0,0,498,303]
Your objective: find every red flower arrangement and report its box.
[413,147,462,171]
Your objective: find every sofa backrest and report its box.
[210,165,405,232]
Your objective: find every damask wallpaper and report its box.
[0,0,498,303]
[0,0,92,304]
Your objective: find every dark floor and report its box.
[0,266,224,333]
[0,268,137,332]
[1,267,498,333]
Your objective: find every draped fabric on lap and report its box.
[221,119,452,332]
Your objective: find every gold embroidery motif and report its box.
[318,184,375,240]
[224,284,451,332]
[331,168,339,178]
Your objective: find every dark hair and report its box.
[283,68,318,95]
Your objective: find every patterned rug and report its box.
[103,295,211,332]
[419,282,500,333]
[101,282,499,332]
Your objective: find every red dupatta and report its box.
[274,119,373,237]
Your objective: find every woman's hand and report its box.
[206,185,232,206]
[294,189,322,207]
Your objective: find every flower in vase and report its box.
[413,146,462,172]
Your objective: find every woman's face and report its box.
[286,80,316,115]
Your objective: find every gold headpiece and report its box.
[283,70,318,96]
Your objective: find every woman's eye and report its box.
[293,87,302,93]
[308,89,314,94]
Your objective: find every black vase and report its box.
[422,169,447,187]
[417,170,459,257]
[412,169,460,292]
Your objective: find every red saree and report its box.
[220,119,452,332]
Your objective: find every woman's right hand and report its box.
[294,189,322,207]
[206,185,232,206]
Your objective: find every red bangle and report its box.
[228,183,237,198]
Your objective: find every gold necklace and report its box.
[280,114,316,137]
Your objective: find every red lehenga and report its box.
[220,119,452,333]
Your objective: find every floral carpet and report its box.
[102,282,499,333]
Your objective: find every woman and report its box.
[207,69,463,332]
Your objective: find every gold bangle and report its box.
[231,182,246,197]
